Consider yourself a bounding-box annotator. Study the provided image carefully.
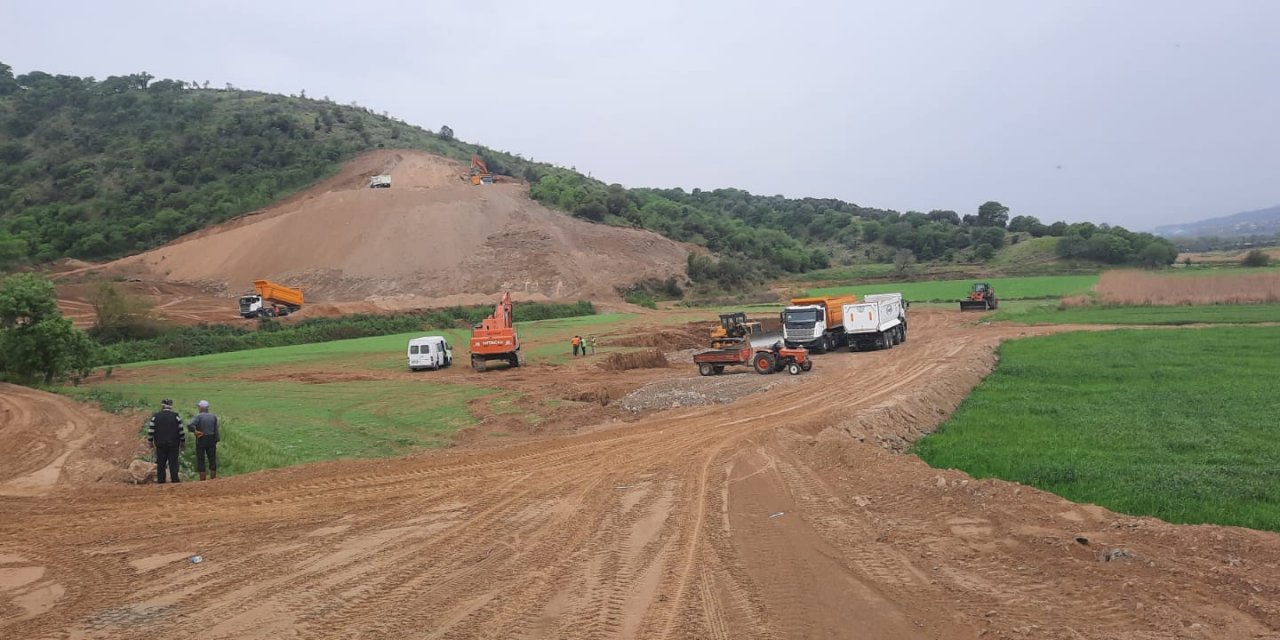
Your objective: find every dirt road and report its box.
[2,312,1278,639]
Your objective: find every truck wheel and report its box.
[753,353,776,374]
[713,365,725,374]
[800,360,812,371]
[698,363,714,376]
[899,326,908,344]
[788,363,802,375]
[881,331,893,349]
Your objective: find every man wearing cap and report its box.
[188,400,221,480]
[146,399,185,484]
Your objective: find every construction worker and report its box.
[589,335,598,355]
[571,335,581,357]
[188,400,220,481]
[146,399,185,484]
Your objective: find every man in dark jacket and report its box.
[146,399,185,483]
[188,400,220,480]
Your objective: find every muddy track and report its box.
[2,312,1278,639]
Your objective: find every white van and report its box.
[407,336,453,371]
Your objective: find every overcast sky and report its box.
[3,0,1278,229]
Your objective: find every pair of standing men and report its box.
[147,399,221,483]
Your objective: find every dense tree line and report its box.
[0,274,96,383]
[0,61,1177,290]
[0,62,544,265]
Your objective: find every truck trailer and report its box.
[781,294,857,353]
[239,280,304,318]
[841,293,907,350]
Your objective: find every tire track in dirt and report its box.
[3,310,1279,639]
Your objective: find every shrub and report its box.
[1242,250,1271,267]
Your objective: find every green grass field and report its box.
[808,274,1099,302]
[914,328,1280,531]
[989,303,1280,325]
[76,312,638,477]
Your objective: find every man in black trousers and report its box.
[147,399,185,483]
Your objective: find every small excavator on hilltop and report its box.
[470,154,494,185]
[960,282,999,311]
[469,292,522,371]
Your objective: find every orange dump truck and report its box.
[781,294,858,352]
[239,280,304,318]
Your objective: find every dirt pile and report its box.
[598,350,669,372]
[101,150,691,303]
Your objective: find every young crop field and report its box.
[75,312,642,477]
[989,302,1280,325]
[915,327,1280,531]
[807,274,1098,302]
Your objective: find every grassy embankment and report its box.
[69,313,637,477]
[915,328,1280,531]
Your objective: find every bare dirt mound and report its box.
[101,150,691,302]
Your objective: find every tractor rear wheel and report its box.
[800,360,812,372]
[753,353,776,374]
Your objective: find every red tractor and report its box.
[693,341,811,376]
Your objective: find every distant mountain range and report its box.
[1154,204,1280,238]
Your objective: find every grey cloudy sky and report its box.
[4,0,1278,229]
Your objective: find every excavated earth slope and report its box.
[104,150,690,303]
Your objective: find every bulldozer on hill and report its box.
[709,312,763,349]
[959,282,999,311]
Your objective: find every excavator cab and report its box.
[710,312,761,348]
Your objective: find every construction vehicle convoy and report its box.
[709,312,764,349]
[693,341,811,376]
[960,282,999,311]
[843,293,907,350]
[781,295,857,352]
[469,292,523,371]
[239,280,304,318]
[470,154,494,185]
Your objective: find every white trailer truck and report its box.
[841,293,907,351]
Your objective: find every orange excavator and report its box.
[469,292,523,371]
[470,154,494,185]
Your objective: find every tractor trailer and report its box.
[239,280,304,318]
[781,295,857,353]
[842,293,907,350]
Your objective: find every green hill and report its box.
[0,62,1177,288]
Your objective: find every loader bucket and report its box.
[959,300,991,311]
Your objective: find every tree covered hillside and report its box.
[0,62,1177,286]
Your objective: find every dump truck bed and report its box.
[692,344,754,365]
[253,280,304,307]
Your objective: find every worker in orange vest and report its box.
[571,335,581,357]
